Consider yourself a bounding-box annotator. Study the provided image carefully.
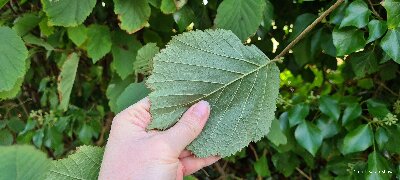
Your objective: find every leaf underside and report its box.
[45,146,104,180]
[146,29,280,157]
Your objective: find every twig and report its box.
[376,81,399,97]
[214,161,227,179]
[6,3,18,15]
[367,0,383,20]
[17,97,29,117]
[96,112,114,146]
[201,169,210,177]
[296,167,312,180]
[249,144,262,180]
[222,161,228,170]
[274,0,345,60]
[249,144,259,160]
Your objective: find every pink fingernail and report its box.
[192,101,209,117]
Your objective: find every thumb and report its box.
[162,101,210,152]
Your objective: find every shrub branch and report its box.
[274,0,345,60]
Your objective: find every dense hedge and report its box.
[0,0,399,179]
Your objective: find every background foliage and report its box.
[0,0,399,179]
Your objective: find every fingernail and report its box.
[192,101,209,117]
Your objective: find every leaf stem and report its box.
[296,167,312,180]
[274,0,345,60]
[367,0,383,20]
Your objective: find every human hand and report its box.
[99,98,220,180]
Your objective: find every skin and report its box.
[99,98,220,180]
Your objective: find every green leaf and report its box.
[375,127,389,150]
[57,53,79,111]
[320,29,337,57]
[379,62,398,80]
[295,121,323,156]
[367,20,387,43]
[106,75,135,113]
[12,13,41,36]
[267,119,287,146]
[134,43,159,75]
[342,103,362,125]
[148,12,174,33]
[366,99,390,119]
[0,77,24,100]
[33,129,44,148]
[161,0,176,14]
[20,119,37,135]
[116,82,151,113]
[146,29,280,157]
[44,127,63,152]
[342,124,373,155]
[261,0,274,32]
[339,0,371,28]
[86,25,112,63]
[23,34,54,51]
[0,27,28,93]
[42,0,96,27]
[311,29,323,57]
[349,51,378,78]
[183,176,198,180]
[319,96,340,121]
[380,28,400,63]
[148,0,161,8]
[0,145,50,180]
[39,17,54,37]
[0,120,7,129]
[111,30,142,79]
[288,103,309,127]
[67,25,87,47]
[214,0,266,41]
[291,13,317,41]
[114,0,151,33]
[333,27,366,56]
[384,125,400,153]
[293,37,312,67]
[366,151,392,180]
[382,0,400,29]
[7,118,25,133]
[175,0,187,9]
[45,146,104,180]
[173,6,195,32]
[0,129,13,145]
[316,117,340,139]
[78,124,94,144]
[0,0,9,9]
[191,3,212,29]
[143,30,162,47]
[294,145,316,168]
[254,155,271,177]
[272,152,299,177]
[329,0,348,25]
[357,78,374,89]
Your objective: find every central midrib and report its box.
[152,60,274,111]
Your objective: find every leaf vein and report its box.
[157,60,245,75]
[151,61,273,111]
[174,37,260,66]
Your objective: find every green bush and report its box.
[0,0,399,179]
